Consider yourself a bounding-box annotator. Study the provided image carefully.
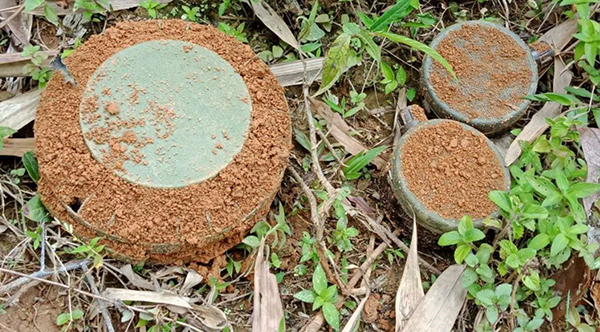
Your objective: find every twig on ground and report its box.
[0,259,89,295]
[288,165,346,292]
[0,4,24,29]
[0,266,206,332]
[82,265,115,332]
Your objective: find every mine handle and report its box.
[530,41,554,71]
[399,105,421,134]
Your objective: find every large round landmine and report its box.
[422,21,538,135]
[391,106,510,233]
[35,20,291,264]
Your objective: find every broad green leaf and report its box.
[56,313,70,326]
[517,248,536,262]
[489,191,511,212]
[376,31,455,77]
[476,244,493,264]
[438,231,461,246]
[44,4,59,26]
[315,33,352,96]
[523,204,548,219]
[342,145,386,180]
[454,244,471,264]
[495,284,513,297]
[463,228,485,243]
[486,305,499,324]
[294,289,315,303]
[322,302,340,331]
[0,126,16,149]
[357,31,380,61]
[380,62,394,81]
[321,285,338,302]
[476,289,495,306]
[242,236,260,248]
[23,151,39,183]
[458,215,473,235]
[356,11,374,28]
[369,0,413,32]
[551,234,569,256]
[24,0,44,12]
[24,194,48,222]
[70,245,91,254]
[461,268,478,288]
[568,182,600,198]
[71,309,84,320]
[528,233,550,250]
[313,296,325,310]
[569,224,589,235]
[313,264,327,294]
[524,92,581,106]
[555,171,569,192]
[506,253,520,268]
[396,66,407,86]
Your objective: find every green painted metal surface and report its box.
[79,40,252,188]
[422,21,538,135]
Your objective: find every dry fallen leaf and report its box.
[550,257,593,321]
[252,237,284,331]
[0,89,42,131]
[180,269,203,296]
[395,219,424,331]
[249,0,301,52]
[400,265,466,332]
[102,288,193,308]
[579,127,600,217]
[269,57,324,87]
[309,97,386,169]
[119,264,155,291]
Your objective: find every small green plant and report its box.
[218,22,248,43]
[181,5,200,22]
[438,115,600,329]
[567,305,597,332]
[316,0,454,95]
[225,255,242,278]
[331,219,359,252]
[380,62,406,94]
[9,168,25,184]
[24,0,59,25]
[384,247,405,265]
[258,45,285,63]
[342,145,386,180]
[56,309,84,331]
[0,126,15,150]
[242,203,292,251]
[26,225,43,249]
[21,45,53,88]
[74,0,110,22]
[323,90,366,118]
[69,237,106,268]
[293,264,340,330]
[139,0,166,18]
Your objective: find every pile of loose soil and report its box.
[428,22,535,120]
[400,120,505,220]
[35,20,291,264]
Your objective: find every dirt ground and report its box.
[0,286,63,332]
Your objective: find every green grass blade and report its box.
[376,31,455,78]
